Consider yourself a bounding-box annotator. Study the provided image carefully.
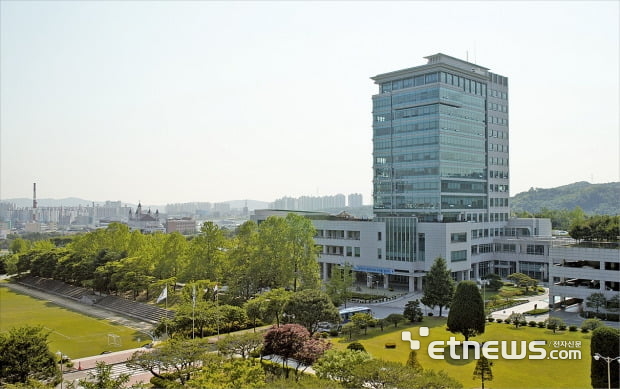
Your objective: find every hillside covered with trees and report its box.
[510,182,619,215]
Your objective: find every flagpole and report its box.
[165,284,168,337]
[192,285,196,340]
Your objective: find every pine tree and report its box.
[472,356,493,389]
[447,280,485,341]
[403,299,424,322]
[421,257,454,317]
[406,350,423,373]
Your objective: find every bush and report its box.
[569,325,578,332]
[519,321,528,327]
[528,321,537,327]
[487,317,495,322]
[428,312,434,317]
[347,342,366,352]
[385,343,396,349]
[495,319,503,323]
[537,321,545,328]
[329,328,339,337]
[581,328,589,333]
[559,325,567,331]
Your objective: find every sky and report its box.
[1,1,618,206]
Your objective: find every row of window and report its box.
[442,180,486,193]
[441,150,486,164]
[451,250,468,262]
[471,243,545,256]
[489,116,509,126]
[489,170,509,179]
[321,245,361,257]
[489,157,509,166]
[489,102,508,113]
[490,184,509,192]
[489,213,509,222]
[379,71,488,98]
[489,129,508,139]
[489,198,509,207]
[472,227,520,239]
[489,89,507,100]
[315,229,361,240]
[451,232,467,243]
[488,143,509,153]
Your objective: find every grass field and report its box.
[0,286,144,359]
[332,317,592,389]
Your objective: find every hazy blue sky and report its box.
[1,1,618,206]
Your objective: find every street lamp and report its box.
[593,353,620,389]
[56,351,64,389]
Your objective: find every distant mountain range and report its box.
[510,181,619,215]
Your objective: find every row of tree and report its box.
[2,214,320,304]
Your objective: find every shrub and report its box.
[581,318,603,332]
[559,325,567,331]
[529,321,537,327]
[487,317,495,322]
[385,343,396,349]
[569,325,578,332]
[347,342,366,352]
[495,319,503,323]
[329,328,339,337]
[428,312,434,317]
[581,328,589,333]
[519,321,528,327]
[537,321,545,328]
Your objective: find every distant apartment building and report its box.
[348,193,363,207]
[166,217,197,235]
[271,193,352,211]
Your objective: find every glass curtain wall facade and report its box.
[371,53,510,223]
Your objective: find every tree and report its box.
[405,350,423,373]
[350,313,374,335]
[292,337,331,376]
[188,355,265,389]
[507,272,538,293]
[217,332,263,359]
[581,318,603,332]
[325,263,355,307]
[506,312,526,328]
[472,356,493,389]
[182,221,228,282]
[350,359,418,389]
[126,338,211,386]
[283,289,339,334]
[482,273,503,291]
[421,257,454,316]
[262,324,310,377]
[244,297,266,332]
[544,317,565,333]
[284,213,320,291]
[260,288,293,327]
[586,292,608,316]
[403,300,423,323]
[77,361,130,389]
[0,325,59,386]
[447,281,485,341]
[590,326,620,389]
[384,313,405,328]
[313,349,372,387]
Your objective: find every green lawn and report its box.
[0,286,144,359]
[332,317,591,389]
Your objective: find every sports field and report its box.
[0,286,144,359]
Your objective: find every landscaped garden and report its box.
[330,316,591,389]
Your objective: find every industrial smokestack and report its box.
[33,183,37,221]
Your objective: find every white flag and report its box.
[156,286,168,303]
[192,286,196,306]
[213,284,218,293]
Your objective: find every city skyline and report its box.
[1,1,618,204]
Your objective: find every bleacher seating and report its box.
[16,275,173,324]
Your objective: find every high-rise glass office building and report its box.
[372,53,509,224]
